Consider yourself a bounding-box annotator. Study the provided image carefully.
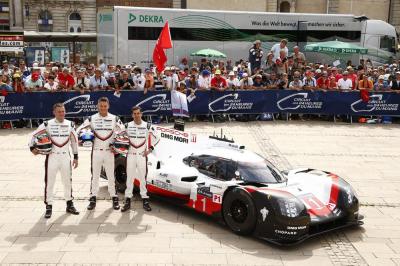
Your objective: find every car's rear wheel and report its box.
[99,155,127,193]
[222,187,257,235]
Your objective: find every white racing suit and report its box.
[123,120,160,199]
[29,118,78,205]
[78,113,124,198]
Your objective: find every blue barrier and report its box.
[0,90,399,121]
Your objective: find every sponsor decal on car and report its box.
[212,194,222,204]
[197,186,213,198]
[260,207,269,222]
[275,229,298,235]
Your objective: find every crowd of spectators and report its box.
[1,40,400,97]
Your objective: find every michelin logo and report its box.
[136,94,171,113]
[208,93,253,112]
[0,96,4,103]
[277,92,323,111]
[63,95,97,115]
[350,94,399,113]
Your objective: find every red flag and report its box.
[153,21,173,72]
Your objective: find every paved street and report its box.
[0,121,399,265]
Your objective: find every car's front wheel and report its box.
[222,187,257,235]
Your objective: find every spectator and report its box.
[210,69,227,91]
[198,70,211,90]
[347,66,358,90]
[103,64,114,79]
[389,71,400,91]
[374,75,390,91]
[179,58,189,70]
[248,40,263,73]
[291,46,306,70]
[87,66,95,78]
[57,67,75,91]
[163,67,176,91]
[199,58,213,72]
[239,73,253,89]
[267,72,280,89]
[252,74,264,89]
[144,68,155,93]
[116,70,134,92]
[25,72,43,91]
[0,74,13,92]
[19,61,30,81]
[12,72,24,93]
[358,74,373,91]
[227,71,240,89]
[337,71,353,91]
[279,73,289,89]
[264,52,276,74]
[317,71,330,90]
[270,39,288,63]
[0,61,12,77]
[74,69,90,93]
[328,76,338,90]
[132,67,145,90]
[275,51,288,75]
[226,59,233,72]
[44,75,59,92]
[303,71,317,89]
[332,67,342,82]
[289,72,303,90]
[186,74,199,90]
[99,59,107,73]
[89,68,108,90]
[106,72,117,89]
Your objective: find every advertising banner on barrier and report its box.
[0,90,399,121]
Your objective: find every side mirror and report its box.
[235,171,241,179]
[281,170,289,176]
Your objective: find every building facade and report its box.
[21,0,96,33]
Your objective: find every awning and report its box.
[0,46,23,52]
[24,31,97,42]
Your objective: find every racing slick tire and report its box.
[222,187,257,235]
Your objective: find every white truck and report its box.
[97,6,398,66]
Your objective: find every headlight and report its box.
[277,198,300,217]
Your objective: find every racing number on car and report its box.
[301,194,324,210]
[299,194,331,216]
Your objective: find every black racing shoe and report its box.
[121,197,131,213]
[44,204,52,219]
[143,199,152,212]
[112,197,120,210]
[66,200,79,215]
[87,196,96,210]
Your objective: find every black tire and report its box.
[99,156,127,193]
[114,156,127,193]
[222,187,257,235]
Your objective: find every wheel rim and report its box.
[230,199,248,223]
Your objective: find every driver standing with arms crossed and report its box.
[29,103,79,218]
[120,106,160,212]
[77,97,124,210]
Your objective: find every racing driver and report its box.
[120,106,160,212]
[29,102,79,219]
[77,97,125,210]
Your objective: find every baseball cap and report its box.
[202,70,210,76]
[228,71,235,76]
[242,73,248,77]
[215,69,221,75]
[378,75,384,80]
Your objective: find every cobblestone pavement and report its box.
[0,121,399,265]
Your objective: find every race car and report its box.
[105,125,363,245]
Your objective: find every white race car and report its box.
[109,125,363,245]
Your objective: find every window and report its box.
[184,155,237,181]
[380,36,396,53]
[38,10,53,32]
[68,12,82,33]
[280,1,291,13]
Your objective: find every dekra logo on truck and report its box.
[129,13,164,24]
